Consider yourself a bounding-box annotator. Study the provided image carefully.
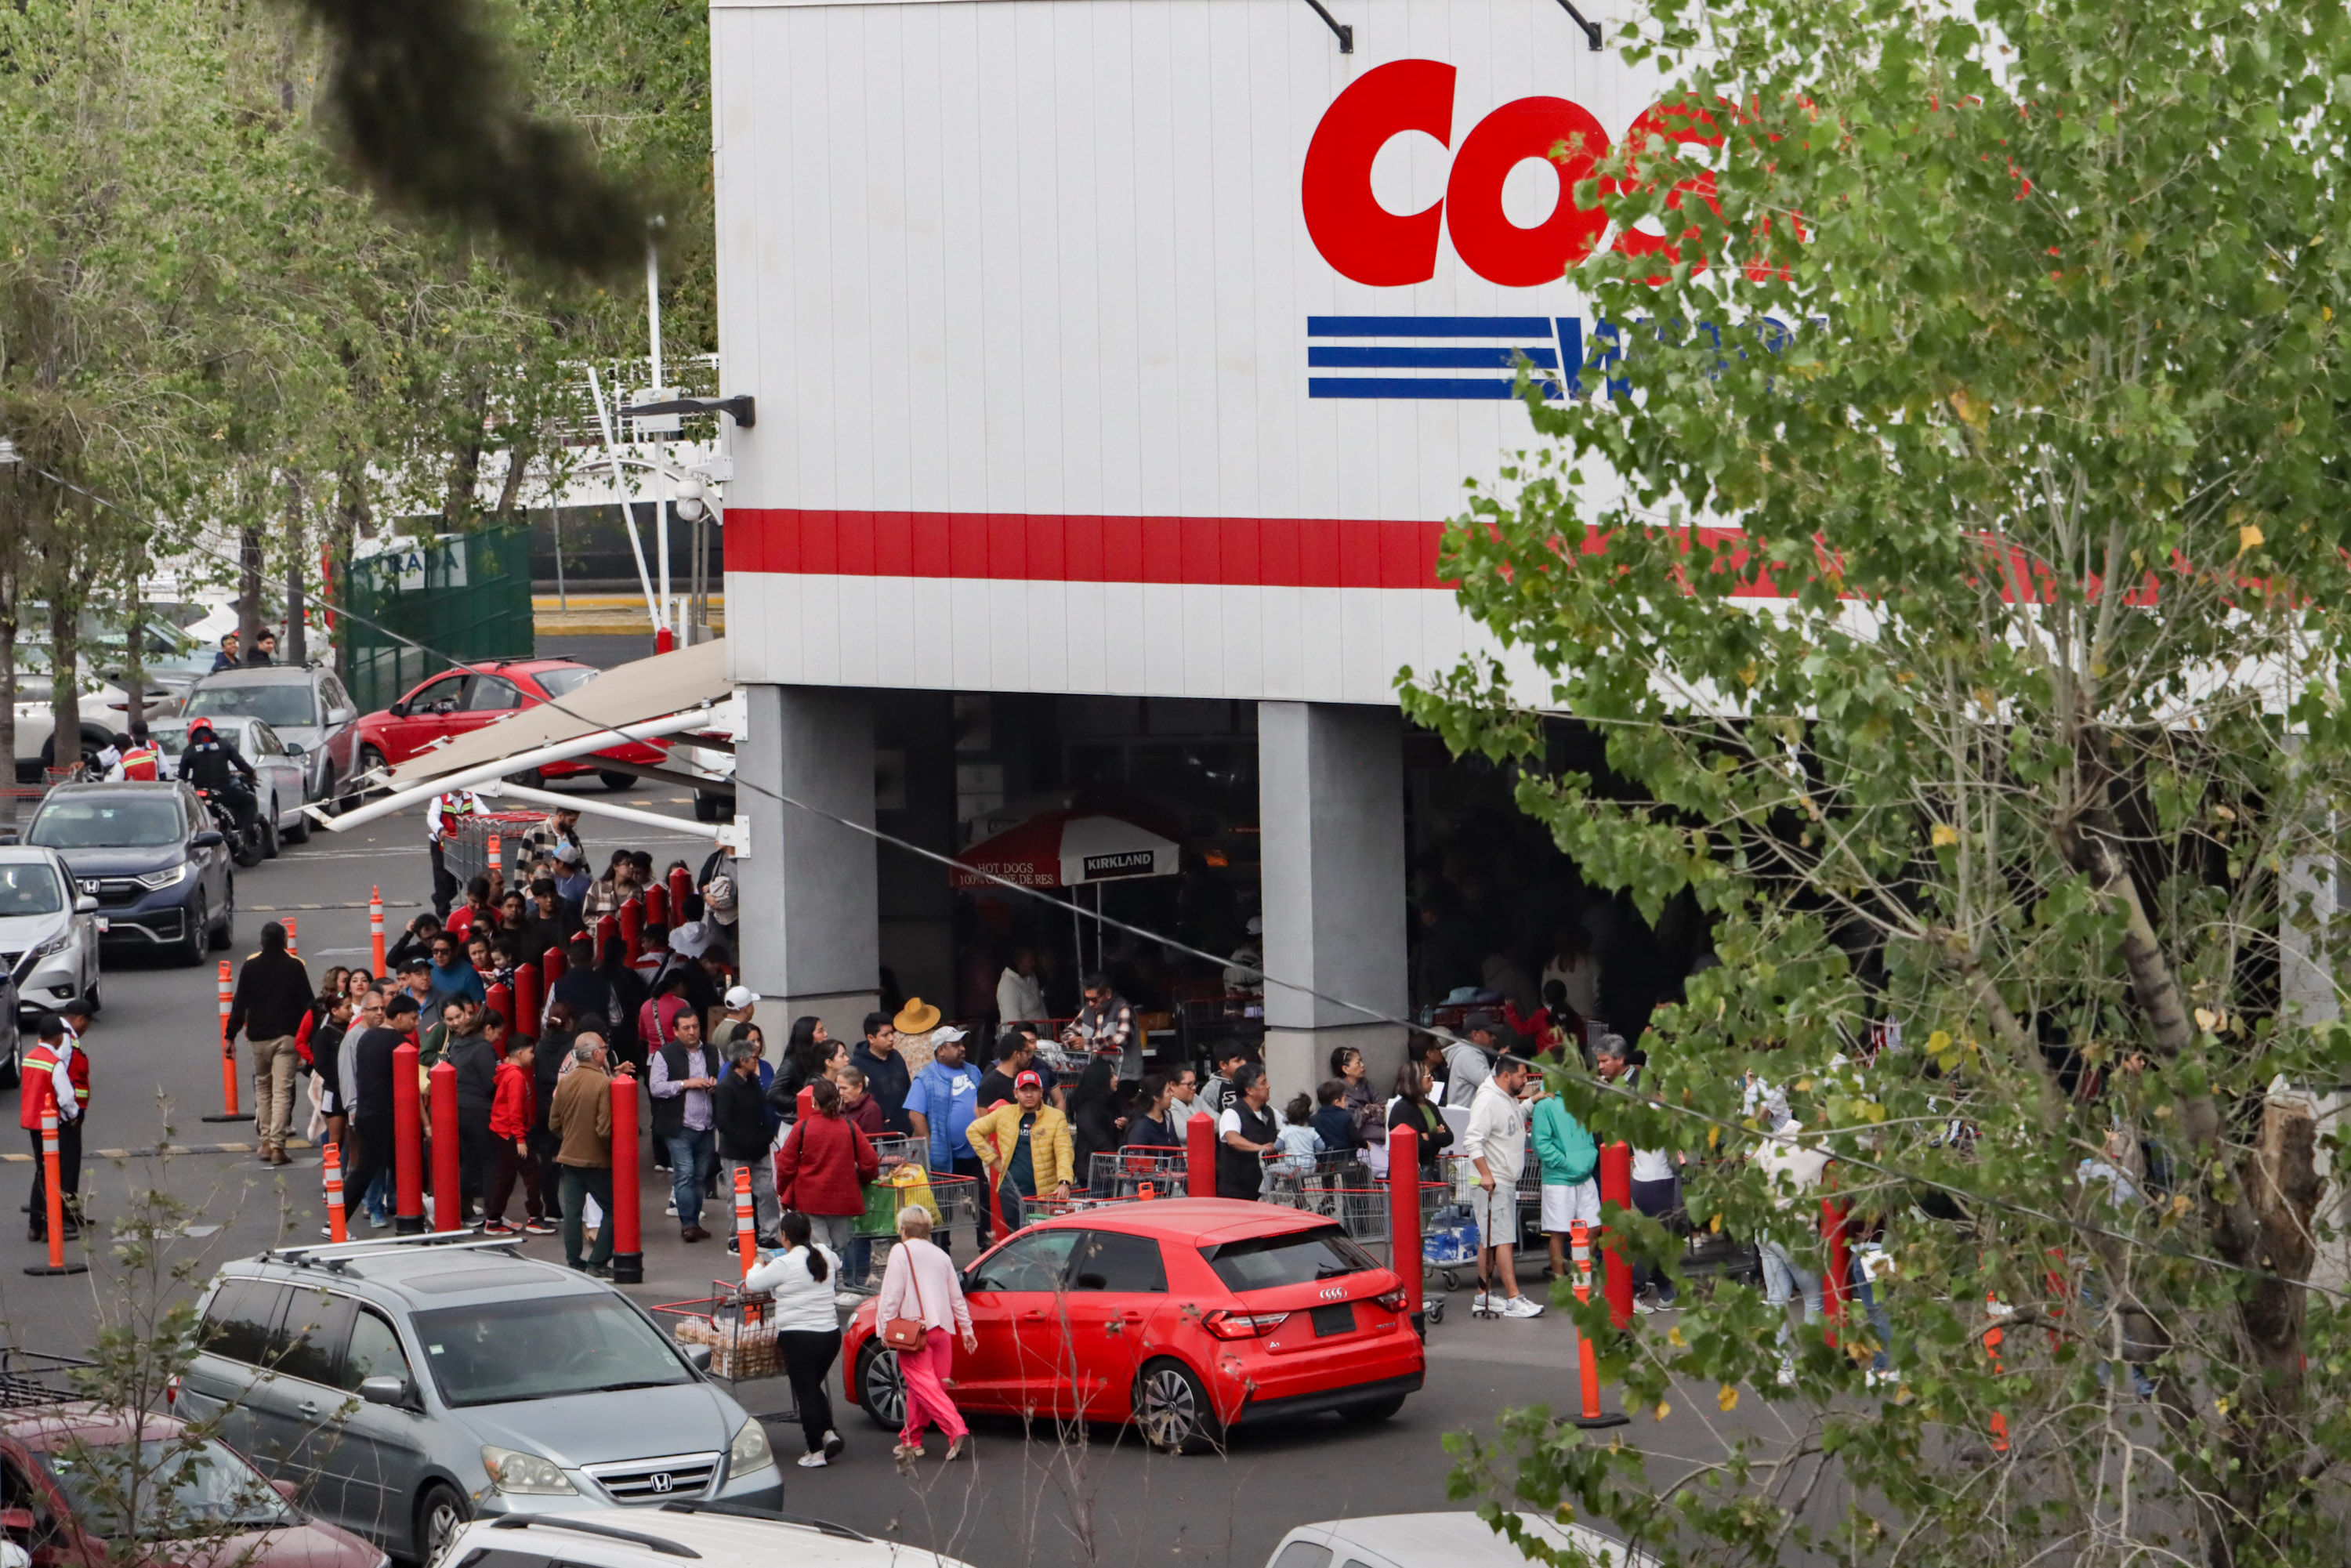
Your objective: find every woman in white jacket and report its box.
[742,1211,845,1466]
[874,1204,976,1465]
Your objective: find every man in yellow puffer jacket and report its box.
[968,1070,1074,1232]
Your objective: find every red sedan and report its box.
[352,660,668,788]
[0,1403,383,1568]
[843,1198,1425,1453]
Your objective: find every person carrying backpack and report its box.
[1531,1077,1599,1282]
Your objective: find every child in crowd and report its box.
[1272,1093,1325,1178]
[484,1034,553,1234]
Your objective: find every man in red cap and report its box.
[969,1070,1074,1233]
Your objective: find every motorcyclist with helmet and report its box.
[179,717,259,837]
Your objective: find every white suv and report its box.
[442,1503,979,1568]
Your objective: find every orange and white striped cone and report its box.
[1567,1219,1627,1428]
[734,1166,760,1323]
[368,886,386,976]
[1985,1291,2010,1452]
[324,1141,348,1244]
[24,1081,85,1276]
[202,960,241,1121]
[487,835,503,892]
[284,916,298,958]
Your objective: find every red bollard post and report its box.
[485,981,514,1037]
[610,1072,643,1283]
[24,1077,85,1276]
[594,914,616,968]
[668,864,692,922]
[429,1061,461,1230]
[369,886,386,976]
[513,962,541,1041]
[542,943,567,989]
[1387,1124,1422,1333]
[1821,1193,1852,1345]
[1186,1113,1218,1199]
[645,882,669,928]
[1599,1141,1635,1330]
[393,1041,425,1233]
[619,899,644,965]
[323,1141,348,1244]
[1567,1221,1628,1427]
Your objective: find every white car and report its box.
[10,671,181,780]
[439,1503,978,1568]
[0,846,100,1031]
[1266,1513,1646,1568]
[147,714,311,856]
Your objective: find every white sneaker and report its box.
[1472,1291,1492,1313]
[833,1291,863,1307]
[795,1452,828,1468]
[664,1201,679,1217]
[1502,1295,1545,1319]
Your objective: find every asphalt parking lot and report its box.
[0,769,1748,1568]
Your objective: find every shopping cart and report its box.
[848,1169,984,1291]
[1019,1192,1135,1226]
[437,811,551,890]
[1259,1149,1372,1214]
[1089,1145,1190,1199]
[652,1283,782,1382]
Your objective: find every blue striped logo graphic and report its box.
[1308,316,1620,400]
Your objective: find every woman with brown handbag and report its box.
[874,1204,976,1465]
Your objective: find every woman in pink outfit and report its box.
[875,1204,976,1463]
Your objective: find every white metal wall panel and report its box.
[714,0,1662,700]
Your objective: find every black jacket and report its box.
[227,949,313,1041]
[648,1038,715,1139]
[311,1021,346,1098]
[532,1026,573,1139]
[713,1070,771,1161]
[1071,1095,1121,1178]
[181,736,256,791]
[350,1027,409,1125]
[447,1033,498,1125]
[849,1043,913,1134]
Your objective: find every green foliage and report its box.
[1405,0,2351,1562]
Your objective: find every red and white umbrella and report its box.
[952,809,1180,889]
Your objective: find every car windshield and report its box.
[411,1295,693,1407]
[28,797,183,849]
[535,666,599,699]
[38,1437,297,1538]
[0,863,66,917]
[187,683,314,728]
[1204,1226,1380,1292]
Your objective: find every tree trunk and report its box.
[48,595,82,778]
[332,460,371,686]
[238,519,264,657]
[0,558,17,826]
[284,473,307,665]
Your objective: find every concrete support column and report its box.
[739,684,880,1043]
[1257,701,1408,1106]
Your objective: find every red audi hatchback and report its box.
[352,660,667,787]
[842,1198,1424,1453]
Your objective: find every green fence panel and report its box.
[341,524,534,715]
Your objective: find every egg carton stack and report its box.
[658,1291,781,1382]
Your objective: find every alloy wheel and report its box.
[1139,1366,1201,1450]
[863,1348,907,1429]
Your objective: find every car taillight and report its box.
[163,1374,178,1407]
[1375,1287,1409,1313]
[1202,1310,1288,1340]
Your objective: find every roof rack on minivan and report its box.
[260,1230,523,1270]
[489,1515,703,1559]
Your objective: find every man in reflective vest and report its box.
[19,1013,87,1242]
[426,789,483,919]
[107,723,161,783]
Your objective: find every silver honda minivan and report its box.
[176,1237,784,1566]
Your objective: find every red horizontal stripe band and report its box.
[729,509,1451,590]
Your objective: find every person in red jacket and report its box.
[774,1077,878,1269]
[483,1036,553,1234]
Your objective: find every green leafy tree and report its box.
[1405,0,2351,1563]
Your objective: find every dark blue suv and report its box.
[24,782,235,964]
